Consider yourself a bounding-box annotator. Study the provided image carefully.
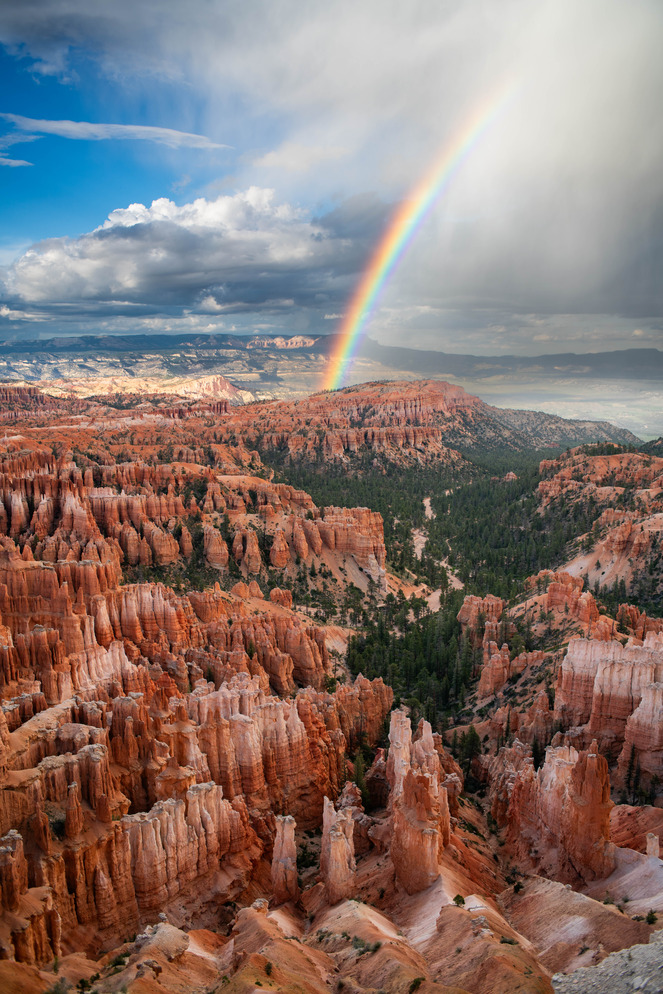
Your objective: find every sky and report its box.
[0,0,662,356]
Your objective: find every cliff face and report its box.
[320,796,356,904]
[386,711,452,894]
[492,740,615,884]
[207,379,637,468]
[228,380,473,468]
[554,633,663,782]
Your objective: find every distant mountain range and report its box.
[0,330,661,380]
[0,330,661,377]
[354,338,663,382]
[0,332,659,437]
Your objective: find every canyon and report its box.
[0,383,659,994]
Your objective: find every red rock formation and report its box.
[269,528,289,568]
[269,587,293,609]
[457,593,504,639]
[271,814,299,905]
[554,634,663,773]
[477,644,546,699]
[318,507,386,586]
[336,781,372,855]
[291,517,309,561]
[123,783,260,915]
[213,380,503,471]
[617,681,663,787]
[0,829,62,964]
[1,382,652,988]
[526,570,601,629]
[502,740,615,883]
[320,796,355,904]
[386,711,450,894]
[610,804,663,854]
[232,528,262,574]
[204,525,228,568]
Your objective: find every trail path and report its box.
[413,497,464,591]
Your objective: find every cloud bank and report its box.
[2,188,373,319]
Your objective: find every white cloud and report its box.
[0,155,32,167]
[3,188,355,312]
[0,113,229,150]
[197,295,227,313]
[0,131,39,166]
[0,304,44,321]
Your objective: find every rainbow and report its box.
[321,85,515,392]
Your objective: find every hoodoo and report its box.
[0,380,658,993]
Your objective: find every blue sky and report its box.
[1,0,662,355]
[0,45,238,246]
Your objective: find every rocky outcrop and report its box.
[617,681,663,788]
[386,711,451,894]
[318,507,386,586]
[610,804,663,854]
[502,740,615,883]
[123,782,259,915]
[457,593,504,634]
[554,634,663,777]
[487,738,533,825]
[269,587,293,609]
[0,666,391,963]
[391,767,448,894]
[478,644,545,698]
[291,518,309,561]
[203,525,228,568]
[269,528,289,568]
[271,814,299,905]
[320,796,355,904]
[0,830,62,965]
[337,781,372,855]
[527,571,600,628]
[232,528,262,573]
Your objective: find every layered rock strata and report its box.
[492,739,615,883]
[386,711,452,894]
[554,633,663,781]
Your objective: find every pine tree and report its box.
[626,745,635,793]
[353,752,368,808]
[532,737,544,770]
[463,725,481,766]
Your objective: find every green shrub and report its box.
[46,982,70,994]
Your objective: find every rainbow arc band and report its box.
[321,84,516,393]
